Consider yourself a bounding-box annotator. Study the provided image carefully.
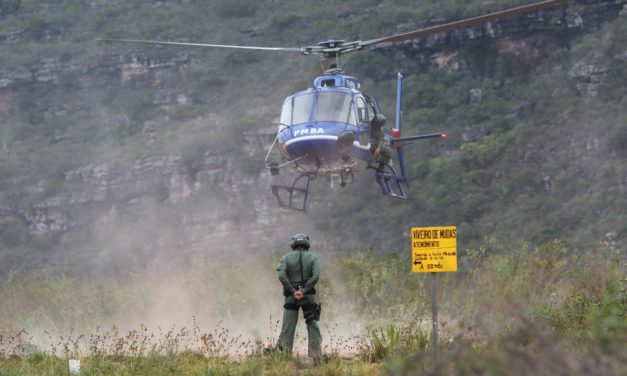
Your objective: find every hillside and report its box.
[0,0,626,275]
[313,1,627,251]
[0,1,626,374]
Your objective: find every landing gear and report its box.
[271,173,314,212]
[340,167,354,188]
[370,162,408,200]
[269,162,280,176]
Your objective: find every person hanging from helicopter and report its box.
[368,103,392,172]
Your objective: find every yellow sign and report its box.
[411,226,457,273]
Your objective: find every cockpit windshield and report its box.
[280,91,356,128]
[315,92,356,125]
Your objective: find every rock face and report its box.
[568,61,610,97]
[374,0,627,77]
[7,154,205,233]
[0,139,299,265]
[0,0,626,268]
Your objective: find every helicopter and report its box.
[100,0,568,212]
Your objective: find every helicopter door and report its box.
[355,97,371,146]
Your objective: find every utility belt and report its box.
[283,301,322,323]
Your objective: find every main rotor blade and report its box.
[97,38,303,53]
[360,0,568,48]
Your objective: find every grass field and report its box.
[1,240,625,375]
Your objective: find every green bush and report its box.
[364,325,430,363]
[509,168,541,195]
[459,133,506,169]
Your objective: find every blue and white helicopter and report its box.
[101,0,566,211]
[266,67,444,211]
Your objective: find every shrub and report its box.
[364,325,430,362]
[459,133,506,169]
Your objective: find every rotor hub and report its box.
[317,39,346,48]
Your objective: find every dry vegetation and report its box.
[1,1,626,375]
[0,240,624,375]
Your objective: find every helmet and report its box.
[291,233,310,250]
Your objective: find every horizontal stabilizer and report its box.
[393,133,446,143]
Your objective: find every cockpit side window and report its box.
[293,94,314,125]
[315,92,356,125]
[280,94,314,127]
[279,98,291,128]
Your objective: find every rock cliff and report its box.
[0,0,625,271]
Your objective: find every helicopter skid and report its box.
[374,164,408,200]
[271,173,312,212]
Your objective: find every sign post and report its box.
[410,226,457,363]
[430,272,438,360]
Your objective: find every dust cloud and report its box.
[0,169,368,356]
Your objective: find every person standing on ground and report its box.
[276,233,322,363]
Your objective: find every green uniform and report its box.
[276,249,322,359]
[370,114,392,168]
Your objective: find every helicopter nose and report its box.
[337,131,355,154]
